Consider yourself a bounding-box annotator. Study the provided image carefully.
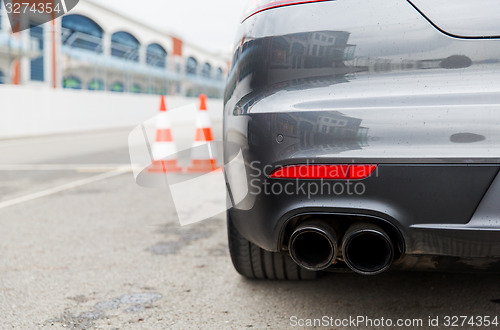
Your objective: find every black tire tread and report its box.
[227,215,320,280]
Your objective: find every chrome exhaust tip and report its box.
[289,221,338,271]
[342,223,394,275]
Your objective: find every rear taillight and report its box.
[243,0,334,22]
[269,164,377,180]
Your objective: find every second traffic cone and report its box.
[186,94,220,173]
[148,96,182,173]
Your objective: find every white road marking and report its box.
[60,0,68,13]
[0,169,129,211]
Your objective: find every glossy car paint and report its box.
[408,0,500,38]
[224,0,500,271]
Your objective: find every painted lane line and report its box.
[0,169,129,211]
[60,0,68,13]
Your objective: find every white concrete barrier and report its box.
[0,85,223,138]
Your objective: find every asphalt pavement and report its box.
[0,123,499,329]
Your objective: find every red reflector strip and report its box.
[243,0,334,22]
[269,164,377,180]
[349,165,378,180]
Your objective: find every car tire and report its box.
[227,213,320,280]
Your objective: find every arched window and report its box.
[291,42,305,69]
[271,37,289,65]
[110,82,124,93]
[130,84,142,94]
[146,43,167,68]
[63,76,82,89]
[111,31,140,62]
[87,79,104,91]
[201,63,212,78]
[30,25,44,81]
[216,67,224,80]
[186,57,198,75]
[61,14,103,53]
[291,42,305,55]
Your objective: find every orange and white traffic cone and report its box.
[186,94,220,173]
[148,96,182,173]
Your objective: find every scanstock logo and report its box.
[3,0,79,32]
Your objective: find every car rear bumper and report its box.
[223,0,500,271]
[225,105,500,270]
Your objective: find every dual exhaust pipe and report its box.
[289,221,395,275]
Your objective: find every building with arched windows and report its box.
[0,0,228,97]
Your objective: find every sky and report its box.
[100,0,248,56]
